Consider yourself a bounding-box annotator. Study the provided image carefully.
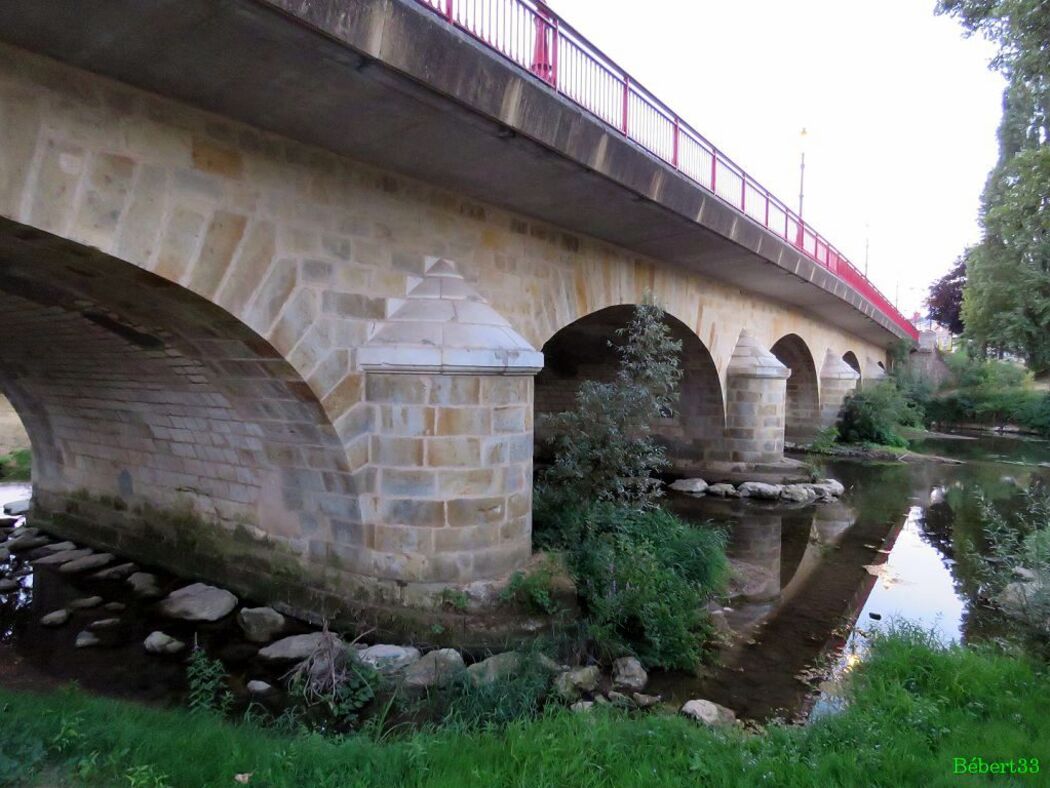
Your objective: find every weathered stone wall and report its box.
[770,335,821,443]
[0,43,889,610]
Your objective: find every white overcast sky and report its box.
[553,0,1004,317]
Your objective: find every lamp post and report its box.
[798,127,808,219]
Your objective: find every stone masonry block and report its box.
[366,374,428,404]
[426,436,482,467]
[447,496,507,527]
[435,406,492,436]
[371,436,424,466]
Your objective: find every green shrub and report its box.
[540,300,682,506]
[0,448,30,482]
[499,564,563,615]
[837,381,922,447]
[185,645,231,716]
[534,489,727,669]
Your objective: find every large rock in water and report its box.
[612,656,648,692]
[780,484,818,504]
[59,553,114,574]
[669,478,708,495]
[33,548,93,566]
[237,606,286,643]
[737,482,783,500]
[705,483,738,498]
[127,572,161,597]
[359,644,421,674]
[404,648,465,688]
[157,583,238,622]
[995,580,1043,618]
[3,499,30,516]
[554,665,601,701]
[144,631,186,655]
[258,632,344,662]
[681,699,736,726]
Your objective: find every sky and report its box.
[552,0,1005,318]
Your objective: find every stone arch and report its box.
[769,334,820,442]
[0,223,381,610]
[534,305,725,467]
[842,351,862,378]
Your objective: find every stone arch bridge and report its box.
[0,0,910,613]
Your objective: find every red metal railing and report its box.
[414,0,918,340]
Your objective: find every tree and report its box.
[938,0,1050,371]
[539,299,682,506]
[926,254,967,334]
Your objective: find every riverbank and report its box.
[1,628,1047,786]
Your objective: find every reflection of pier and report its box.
[658,493,919,719]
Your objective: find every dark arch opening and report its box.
[770,334,820,443]
[842,351,862,383]
[534,305,725,468]
[0,218,361,594]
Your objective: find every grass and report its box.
[1,626,1048,786]
[0,448,30,482]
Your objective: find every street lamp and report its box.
[798,127,808,219]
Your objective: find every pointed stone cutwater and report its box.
[863,360,887,388]
[820,348,861,427]
[357,258,543,374]
[725,331,789,464]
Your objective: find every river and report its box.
[2,432,1048,721]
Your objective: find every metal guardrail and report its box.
[414,0,918,340]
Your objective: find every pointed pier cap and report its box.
[358,257,543,375]
[820,349,862,381]
[726,330,789,379]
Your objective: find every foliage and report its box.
[0,448,30,482]
[499,564,563,616]
[285,626,378,724]
[3,628,1050,786]
[805,426,840,454]
[540,300,682,507]
[938,0,1050,371]
[925,254,967,334]
[836,381,923,447]
[924,351,1050,434]
[185,644,232,716]
[534,489,727,669]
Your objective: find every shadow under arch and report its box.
[0,220,362,606]
[770,334,820,442]
[534,304,725,467]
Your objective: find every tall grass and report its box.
[1,626,1048,786]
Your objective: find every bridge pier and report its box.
[723,331,790,464]
[819,349,861,428]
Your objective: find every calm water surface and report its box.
[2,432,1049,720]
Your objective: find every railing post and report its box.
[740,174,746,211]
[672,116,679,168]
[621,76,629,134]
[550,19,559,89]
[710,150,717,194]
[444,0,453,22]
[764,192,770,228]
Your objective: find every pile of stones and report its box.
[668,477,845,504]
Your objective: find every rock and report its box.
[75,630,101,648]
[103,602,126,612]
[69,595,104,609]
[6,535,48,552]
[995,581,1043,617]
[818,478,845,497]
[612,656,647,692]
[127,572,162,597]
[669,478,708,495]
[681,699,737,726]
[259,632,344,662]
[466,651,522,685]
[0,578,20,593]
[606,691,633,706]
[34,548,93,566]
[632,692,661,708]
[404,648,465,688]
[40,609,70,627]
[93,562,138,580]
[88,618,121,630]
[144,631,186,655]
[1013,566,1037,581]
[237,606,286,643]
[737,482,783,500]
[59,553,114,574]
[706,483,738,498]
[3,499,30,516]
[554,665,601,700]
[158,583,238,622]
[359,644,422,674]
[40,541,77,553]
[780,484,818,504]
[0,514,19,527]
[806,483,839,501]
[570,701,595,713]
[709,609,733,636]
[246,680,274,695]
